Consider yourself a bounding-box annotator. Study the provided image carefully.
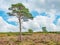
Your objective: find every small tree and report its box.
[28,29,33,33]
[42,27,47,32]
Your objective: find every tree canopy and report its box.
[8,3,33,21]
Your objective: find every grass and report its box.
[0,32,60,37]
[0,32,60,45]
[0,32,60,35]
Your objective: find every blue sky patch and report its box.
[40,12,47,16]
[31,10,39,17]
[53,15,60,24]
[0,10,17,26]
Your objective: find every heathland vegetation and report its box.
[0,31,60,45]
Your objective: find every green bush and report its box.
[42,27,48,33]
[28,29,33,33]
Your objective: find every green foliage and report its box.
[42,27,48,32]
[22,32,34,35]
[7,32,19,36]
[28,29,33,33]
[8,3,33,19]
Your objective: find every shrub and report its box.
[42,27,48,33]
[28,29,33,33]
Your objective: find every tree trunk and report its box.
[19,17,22,42]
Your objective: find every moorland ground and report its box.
[0,32,60,45]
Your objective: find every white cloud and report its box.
[0,16,19,32]
[0,15,60,32]
[21,16,58,32]
[46,9,56,22]
[56,18,60,31]
[0,0,60,12]
[7,16,19,23]
[56,18,60,26]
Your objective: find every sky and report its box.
[0,0,60,32]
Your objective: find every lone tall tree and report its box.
[7,3,33,41]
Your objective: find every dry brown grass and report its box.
[0,33,60,45]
